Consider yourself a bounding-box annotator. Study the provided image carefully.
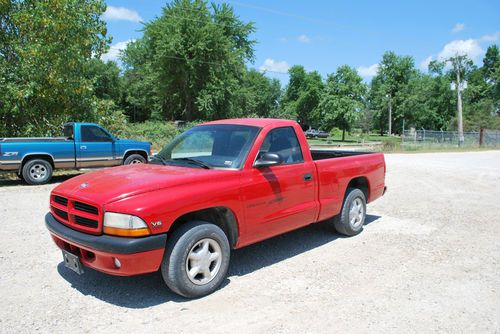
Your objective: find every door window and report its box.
[81,126,112,142]
[259,127,303,164]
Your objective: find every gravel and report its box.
[1,151,499,333]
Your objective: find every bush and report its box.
[115,121,199,151]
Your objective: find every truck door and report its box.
[242,126,317,243]
[77,125,116,168]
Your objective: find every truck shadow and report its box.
[0,174,80,187]
[57,214,381,308]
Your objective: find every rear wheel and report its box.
[161,221,230,298]
[332,188,367,236]
[22,159,53,185]
[123,154,146,165]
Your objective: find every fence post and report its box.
[479,128,484,147]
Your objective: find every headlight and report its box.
[103,212,150,237]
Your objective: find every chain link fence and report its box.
[402,129,500,147]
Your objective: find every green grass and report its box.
[307,132,500,153]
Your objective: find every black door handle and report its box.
[303,173,313,181]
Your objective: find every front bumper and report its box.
[45,213,167,276]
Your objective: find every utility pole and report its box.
[449,54,466,146]
[455,61,464,146]
[387,94,392,135]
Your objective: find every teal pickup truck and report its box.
[0,123,151,185]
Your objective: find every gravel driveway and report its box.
[1,151,499,333]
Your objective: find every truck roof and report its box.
[203,118,297,128]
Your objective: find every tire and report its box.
[123,154,146,165]
[22,159,53,185]
[161,221,230,298]
[333,188,367,236]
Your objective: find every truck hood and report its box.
[52,164,234,204]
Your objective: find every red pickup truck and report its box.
[45,119,386,298]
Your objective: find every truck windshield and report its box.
[152,124,260,169]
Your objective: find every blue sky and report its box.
[102,0,500,83]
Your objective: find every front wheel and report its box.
[161,221,230,298]
[332,188,367,236]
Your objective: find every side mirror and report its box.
[254,153,283,168]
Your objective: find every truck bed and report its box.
[0,137,71,143]
[310,150,373,161]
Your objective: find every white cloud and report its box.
[480,31,500,42]
[103,6,142,22]
[259,58,290,73]
[357,64,379,78]
[451,23,465,33]
[420,56,434,70]
[101,40,134,62]
[437,39,484,61]
[297,34,311,44]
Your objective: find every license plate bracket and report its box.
[62,250,84,275]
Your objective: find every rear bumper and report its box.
[45,213,166,276]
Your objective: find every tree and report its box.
[280,65,323,127]
[0,0,110,136]
[122,0,255,122]
[482,45,500,111]
[86,59,121,101]
[232,69,281,118]
[317,65,366,140]
[369,51,416,135]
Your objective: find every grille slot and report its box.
[53,207,68,220]
[74,216,98,228]
[73,201,98,215]
[54,196,68,206]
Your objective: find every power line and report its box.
[213,0,385,37]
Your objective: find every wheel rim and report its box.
[349,197,364,229]
[130,159,143,164]
[30,164,47,180]
[185,238,222,285]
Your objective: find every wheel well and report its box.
[346,177,369,202]
[169,207,239,248]
[20,154,54,172]
[123,150,148,162]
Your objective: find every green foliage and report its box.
[0,0,110,136]
[120,0,255,122]
[232,69,281,118]
[317,65,366,140]
[86,59,121,101]
[280,65,324,126]
[116,121,199,151]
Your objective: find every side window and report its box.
[259,127,304,164]
[81,126,112,142]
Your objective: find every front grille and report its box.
[74,215,98,228]
[53,207,68,220]
[74,201,98,215]
[54,196,68,206]
[50,195,101,234]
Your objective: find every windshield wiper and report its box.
[152,155,169,166]
[173,157,212,169]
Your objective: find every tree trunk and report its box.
[342,128,345,141]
